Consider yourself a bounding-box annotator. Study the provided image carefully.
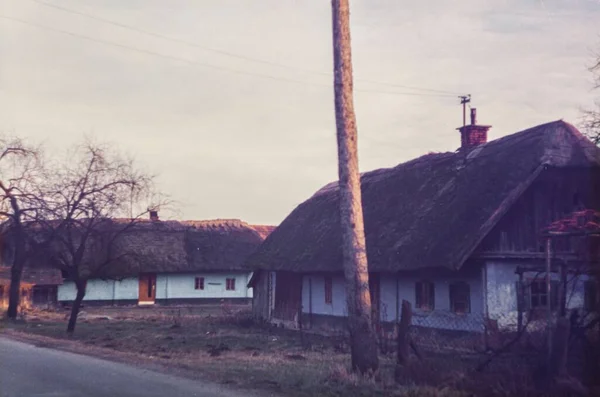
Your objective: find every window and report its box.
[324,276,333,304]
[584,281,598,312]
[527,279,559,310]
[415,281,435,311]
[0,285,4,299]
[530,280,548,308]
[21,288,28,298]
[226,278,236,291]
[194,277,205,290]
[449,282,470,314]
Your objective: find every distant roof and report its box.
[3,218,275,277]
[246,120,600,273]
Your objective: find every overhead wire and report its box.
[0,14,457,98]
[28,0,461,96]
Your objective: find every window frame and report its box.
[194,277,205,291]
[521,278,560,312]
[226,278,236,291]
[415,280,435,311]
[449,281,471,314]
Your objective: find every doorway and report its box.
[138,273,156,305]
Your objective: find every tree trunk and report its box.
[331,0,379,374]
[67,280,87,334]
[7,233,26,319]
[7,263,23,319]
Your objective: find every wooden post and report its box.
[548,317,570,380]
[332,0,379,374]
[308,277,313,329]
[546,238,553,363]
[517,269,524,333]
[560,262,567,317]
[396,300,412,365]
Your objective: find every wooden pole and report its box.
[517,270,524,332]
[560,262,567,317]
[396,300,412,365]
[546,238,553,363]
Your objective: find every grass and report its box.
[0,305,574,397]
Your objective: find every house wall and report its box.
[300,271,484,332]
[156,272,251,300]
[58,278,139,303]
[480,168,600,255]
[58,273,253,304]
[251,271,271,320]
[302,274,347,317]
[485,260,590,328]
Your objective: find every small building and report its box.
[0,266,62,311]
[56,217,274,306]
[247,114,600,332]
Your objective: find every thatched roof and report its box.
[3,219,274,278]
[105,219,273,276]
[246,120,600,273]
[0,266,63,286]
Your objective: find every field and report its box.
[0,305,574,397]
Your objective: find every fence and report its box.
[372,300,599,395]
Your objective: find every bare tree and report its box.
[581,54,600,144]
[0,136,44,319]
[33,141,166,333]
[331,0,379,374]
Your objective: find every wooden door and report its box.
[138,273,156,304]
[272,272,302,322]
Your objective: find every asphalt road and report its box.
[0,337,260,397]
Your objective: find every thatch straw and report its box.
[246,121,600,273]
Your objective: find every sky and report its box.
[1,0,599,226]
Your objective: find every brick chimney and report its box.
[457,108,491,150]
[149,210,159,222]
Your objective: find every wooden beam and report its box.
[476,251,580,260]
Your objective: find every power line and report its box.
[0,15,456,98]
[29,0,461,96]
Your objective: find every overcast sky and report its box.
[1,0,599,225]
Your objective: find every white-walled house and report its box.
[248,117,600,332]
[57,272,255,305]
[57,218,274,306]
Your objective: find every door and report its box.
[272,272,302,323]
[138,273,156,305]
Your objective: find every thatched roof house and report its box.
[2,218,274,278]
[109,218,275,276]
[247,120,600,274]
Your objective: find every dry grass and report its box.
[0,305,573,397]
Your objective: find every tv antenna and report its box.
[459,95,471,127]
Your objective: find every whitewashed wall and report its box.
[398,273,484,331]
[485,261,589,328]
[301,272,485,332]
[302,274,347,317]
[156,272,251,299]
[58,272,253,302]
[58,277,138,302]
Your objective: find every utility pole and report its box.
[331,0,379,374]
